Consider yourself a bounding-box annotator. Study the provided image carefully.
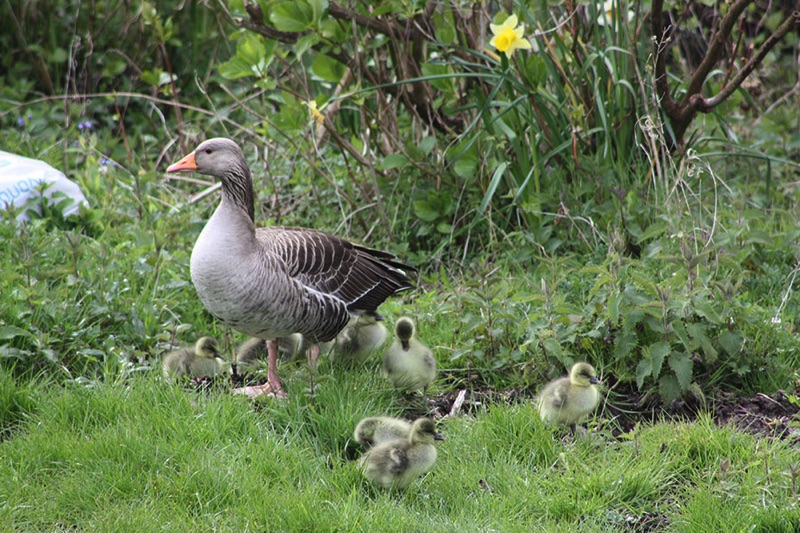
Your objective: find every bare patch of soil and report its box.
[422,382,800,444]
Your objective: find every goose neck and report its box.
[219,167,255,222]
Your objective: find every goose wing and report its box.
[261,226,416,312]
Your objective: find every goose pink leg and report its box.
[234,340,286,398]
[307,344,321,368]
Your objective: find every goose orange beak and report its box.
[167,151,197,173]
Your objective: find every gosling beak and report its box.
[590,377,601,385]
[434,432,446,441]
[166,151,197,173]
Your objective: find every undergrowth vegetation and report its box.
[2,0,800,401]
[1,1,800,528]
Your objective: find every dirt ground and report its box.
[425,384,800,444]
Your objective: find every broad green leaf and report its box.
[381,154,407,171]
[311,53,345,82]
[238,33,268,65]
[307,0,328,23]
[452,156,477,178]
[0,325,31,340]
[294,33,320,57]
[218,57,254,80]
[668,352,693,390]
[419,137,436,155]
[413,200,440,222]
[270,1,314,32]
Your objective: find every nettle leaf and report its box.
[694,300,723,324]
[659,374,682,404]
[645,341,670,380]
[687,322,717,363]
[668,352,693,390]
[718,330,743,356]
[270,1,315,32]
[635,358,651,389]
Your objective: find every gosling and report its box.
[354,416,413,448]
[537,361,601,434]
[334,312,388,363]
[162,337,226,380]
[236,334,308,370]
[381,317,436,393]
[358,417,444,489]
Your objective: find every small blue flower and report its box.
[78,120,94,130]
[16,117,25,128]
[100,157,111,166]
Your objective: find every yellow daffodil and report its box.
[489,14,532,58]
[597,0,634,27]
[304,100,325,126]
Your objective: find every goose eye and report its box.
[204,148,213,154]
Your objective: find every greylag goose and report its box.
[353,416,412,448]
[381,317,436,393]
[536,362,601,434]
[167,138,414,398]
[162,336,226,380]
[333,311,388,363]
[358,417,444,489]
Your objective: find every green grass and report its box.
[1,365,798,531]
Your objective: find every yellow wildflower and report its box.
[304,100,325,126]
[489,14,531,58]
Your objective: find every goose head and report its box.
[395,317,415,349]
[167,138,247,179]
[409,418,445,444]
[569,362,601,387]
[167,138,254,219]
[194,336,222,360]
[359,311,385,325]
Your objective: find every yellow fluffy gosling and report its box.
[235,334,308,370]
[536,362,601,434]
[353,416,413,448]
[162,337,226,380]
[381,317,436,393]
[358,418,444,489]
[334,312,388,363]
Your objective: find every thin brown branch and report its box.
[697,11,800,111]
[683,0,754,100]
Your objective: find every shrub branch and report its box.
[652,0,800,147]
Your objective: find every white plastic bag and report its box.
[0,150,89,221]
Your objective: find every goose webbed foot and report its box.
[233,339,286,398]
